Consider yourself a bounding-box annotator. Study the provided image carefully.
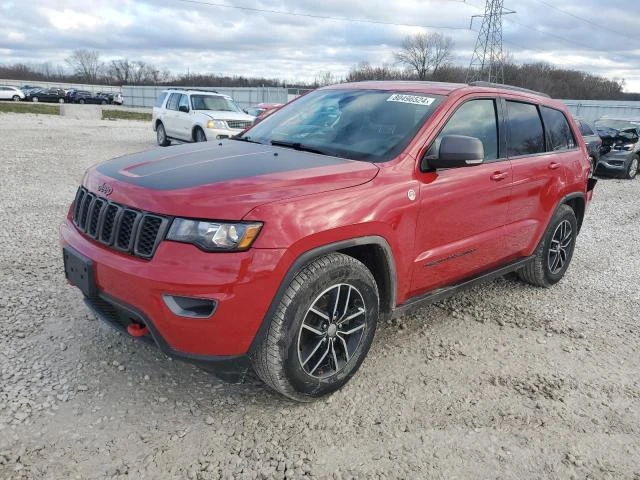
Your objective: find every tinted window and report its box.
[506,101,545,156]
[541,107,576,151]
[178,94,189,111]
[578,120,594,136]
[154,92,168,108]
[427,99,498,160]
[166,93,180,111]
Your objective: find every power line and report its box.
[531,0,636,42]
[175,0,472,30]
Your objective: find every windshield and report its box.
[239,89,443,162]
[190,94,242,112]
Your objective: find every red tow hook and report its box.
[127,322,149,337]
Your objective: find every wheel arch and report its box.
[247,236,397,355]
[561,192,586,233]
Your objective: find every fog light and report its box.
[163,295,217,318]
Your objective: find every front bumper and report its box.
[595,154,630,176]
[60,219,288,358]
[204,127,245,140]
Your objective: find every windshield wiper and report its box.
[231,136,263,144]
[270,140,330,156]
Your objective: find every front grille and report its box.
[226,120,252,130]
[72,187,169,259]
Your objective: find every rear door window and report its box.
[506,101,545,157]
[541,107,577,151]
[178,94,189,111]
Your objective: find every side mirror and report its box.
[429,135,485,169]
[179,105,189,113]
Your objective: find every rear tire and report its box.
[251,253,379,401]
[79,99,85,104]
[625,155,638,180]
[156,123,170,147]
[58,98,65,103]
[517,204,577,288]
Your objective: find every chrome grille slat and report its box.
[226,120,252,130]
[71,187,168,260]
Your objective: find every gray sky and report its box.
[2,0,639,91]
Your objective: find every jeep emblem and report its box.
[98,183,113,196]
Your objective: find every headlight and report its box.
[206,119,227,129]
[622,143,635,151]
[166,219,262,251]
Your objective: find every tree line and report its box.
[1,40,637,100]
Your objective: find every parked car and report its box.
[594,116,640,179]
[96,92,124,105]
[61,81,595,401]
[68,90,107,104]
[245,103,283,117]
[152,89,254,145]
[28,88,67,103]
[574,118,602,171]
[0,86,25,101]
[20,85,42,96]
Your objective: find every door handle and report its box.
[490,171,509,181]
[549,162,560,170]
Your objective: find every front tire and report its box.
[58,98,65,103]
[32,97,38,103]
[12,95,20,102]
[517,204,577,287]
[156,123,170,147]
[194,127,207,142]
[252,253,379,401]
[79,99,85,104]
[625,155,638,180]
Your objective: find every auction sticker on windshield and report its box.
[387,94,435,106]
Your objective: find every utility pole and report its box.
[466,0,515,84]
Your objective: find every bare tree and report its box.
[314,71,337,86]
[65,49,103,83]
[394,32,454,80]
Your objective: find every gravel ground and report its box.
[1,113,639,480]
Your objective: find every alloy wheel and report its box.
[548,219,573,274]
[157,126,166,144]
[629,157,638,178]
[297,283,367,379]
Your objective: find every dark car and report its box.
[594,117,640,179]
[69,90,108,104]
[574,118,601,171]
[61,81,595,401]
[27,88,67,103]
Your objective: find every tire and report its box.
[625,155,638,180]
[194,127,207,142]
[517,204,578,288]
[252,253,379,401]
[32,97,38,103]
[12,95,20,102]
[101,100,107,105]
[79,99,85,104]
[156,123,170,147]
[58,98,64,104]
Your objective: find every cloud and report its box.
[1,0,640,90]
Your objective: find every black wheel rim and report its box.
[548,219,573,274]
[297,283,366,379]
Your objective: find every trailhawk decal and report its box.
[387,94,436,106]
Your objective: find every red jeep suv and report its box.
[61,81,596,401]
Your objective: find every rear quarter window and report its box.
[155,92,168,108]
[541,107,577,151]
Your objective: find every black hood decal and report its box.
[97,141,352,190]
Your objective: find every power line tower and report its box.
[466,0,514,84]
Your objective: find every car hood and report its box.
[198,111,254,121]
[86,141,379,220]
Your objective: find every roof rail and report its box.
[468,81,551,98]
[165,88,219,93]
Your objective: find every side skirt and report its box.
[392,256,534,318]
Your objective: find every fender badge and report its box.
[407,189,416,201]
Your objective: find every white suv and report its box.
[152,89,254,146]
